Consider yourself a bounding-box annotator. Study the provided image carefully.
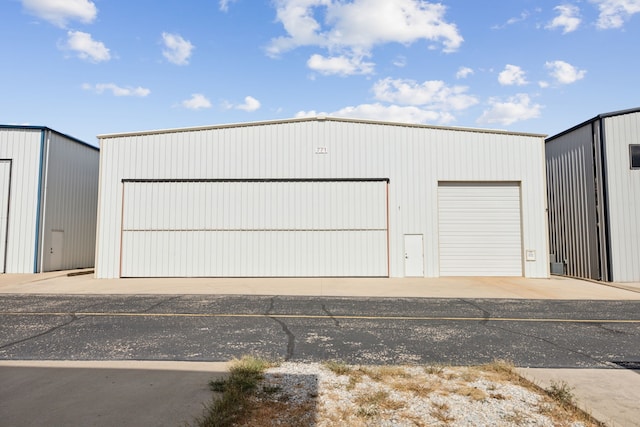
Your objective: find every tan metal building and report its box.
[95,117,549,279]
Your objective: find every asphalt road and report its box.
[1,295,639,368]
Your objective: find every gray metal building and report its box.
[0,126,99,273]
[546,108,640,282]
[95,117,549,279]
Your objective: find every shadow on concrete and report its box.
[0,364,227,427]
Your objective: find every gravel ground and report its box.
[239,362,598,427]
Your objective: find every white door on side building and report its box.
[404,234,424,277]
[438,182,523,276]
[47,230,64,271]
[0,160,10,273]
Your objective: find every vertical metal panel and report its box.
[545,124,601,279]
[0,160,11,272]
[0,129,41,273]
[40,131,99,271]
[438,182,523,276]
[96,119,548,279]
[602,112,640,281]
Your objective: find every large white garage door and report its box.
[438,182,522,276]
[120,179,388,277]
[0,160,10,273]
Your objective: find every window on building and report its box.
[631,145,640,169]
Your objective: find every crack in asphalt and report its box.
[141,296,182,314]
[487,322,608,367]
[0,314,80,351]
[321,303,340,327]
[461,299,491,322]
[265,297,295,361]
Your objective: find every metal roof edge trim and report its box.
[0,124,98,151]
[546,106,640,143]
[97,116,547,140]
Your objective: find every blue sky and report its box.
[2,0,639,145]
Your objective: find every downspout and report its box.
[598,118,613,281]
[33,129,47,273]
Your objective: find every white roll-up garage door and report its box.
[120,179,388,277]
[438,182,523,276]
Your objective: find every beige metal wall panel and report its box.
[122,230,387,277]
[96,118,548,279]
[40,131,99,272]
[120,180,388,277]
[0,129,41,273]
[602,112,640,281]
[545,124,600,279]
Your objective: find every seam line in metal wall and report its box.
[121,178,391,183]
[122,228,388,232]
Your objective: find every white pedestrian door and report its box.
[0,161,10,273]
[48,230,64,271]
[404,234,424,277]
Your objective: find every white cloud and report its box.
[477,94,542,126]
[545,60,586,84]
[372,77,478,111]
[492,10,531,29]
[162,32,194,65]
[222,96,262,112]
[83,83,150,97]
[307,54,374,75]
[498,64,528,86]
[296,104,456,124]
[22,0,97,27]
[546,4,581,33]
[393,55,407,67]
[456,66,474,79]
[267,0,463,75]
[64,31,110,62]
[181,94,212,110]
[219,0,239,11]
[591,0,640,28]
[236,96,261,112]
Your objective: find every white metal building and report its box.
[546,107,640,282]
[95,117,549,279]
[0,126,99,273]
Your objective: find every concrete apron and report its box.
[1,271,640,299]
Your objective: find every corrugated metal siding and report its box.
[40,131,99,271]
[545,124,601,279]
[120,180,388,276]
[602,112,640,281]
[96,119,549,279]
[0,129,41,273]
[438,183,522,276]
